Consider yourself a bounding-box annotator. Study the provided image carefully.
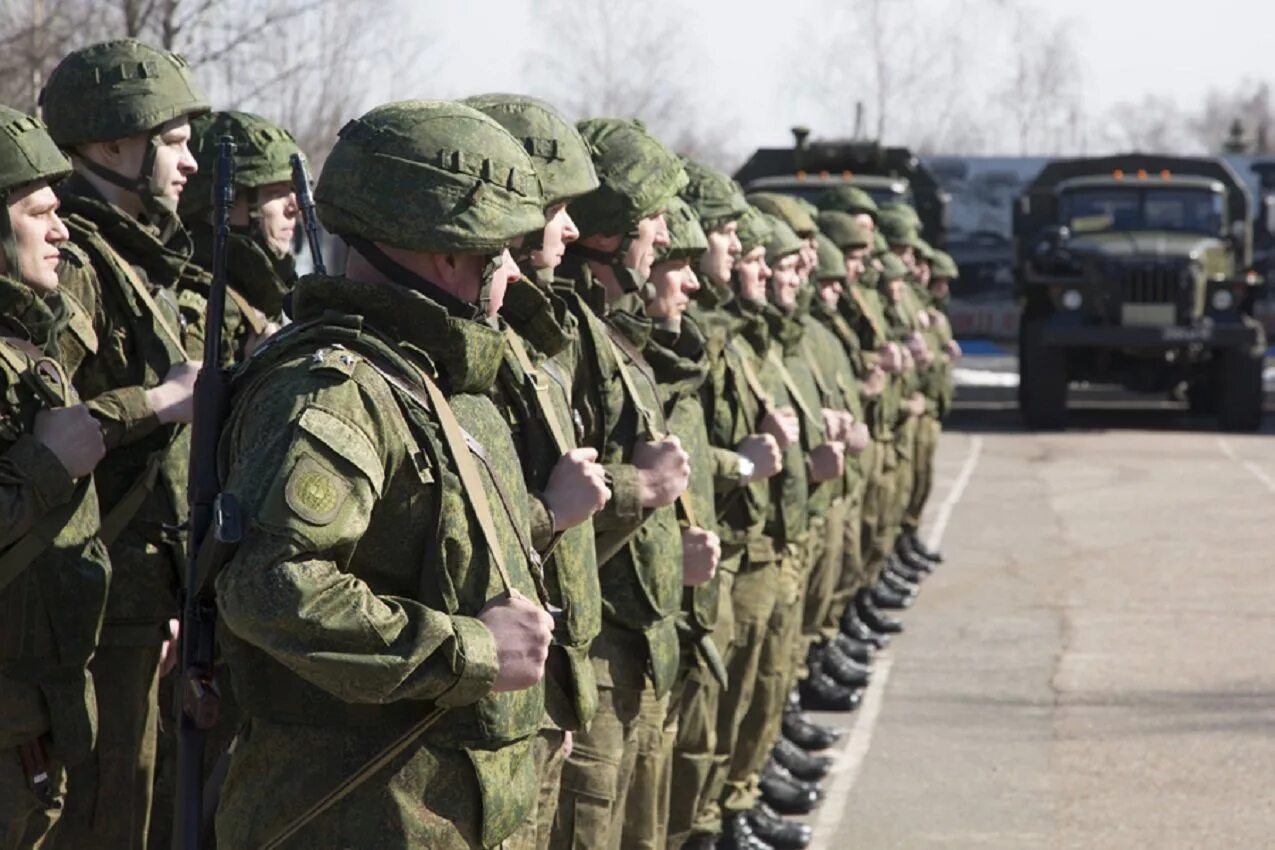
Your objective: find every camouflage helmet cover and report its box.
[747,191,816,237]
[40,39,209,146]
[181,111,300,218]
[879,252,908,282]
[0,107,71,198]
[464,94,599,206]
[315,100,546,254]
[761,213,804,261]
[815,184,879,219]
[914,236,936,263]
[877,209,921,248]
[879,200,921,229]
[653,196,707,264]
[872,231,889,256]
[736,204,772,256]
[571,118,688,238]
[680,157,748,232]
[816,210,871,251]
[930,249,959,279]
[814,232,846,281]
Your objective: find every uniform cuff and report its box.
[435,616,499,708]
[528,493,556,552]
[606,462,644,523]
[7,434,76,509]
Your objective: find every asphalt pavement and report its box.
[801,367,1275,850]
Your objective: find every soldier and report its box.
[210,100,555,849]
[464,93,612,850]
[669,163,788,850]
[181,110,303,343]
[39,39,212,850]
[0,105,110,850]
[548,118,694,850]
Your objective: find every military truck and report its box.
[1015,154,1266,431]
[734,127,950,246]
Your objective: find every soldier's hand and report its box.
[844,421,871,455]
[861,365,887,397]
[906,333,934,368]
[760,407,800,450]
[544,447,611,531]
[736,433,782,481]
[34,404,105,479]
[633,435,690,508]
[146,361,202,425]
[681,526,721,587]
[944,338,962,360]
[906,392,927,417]
[879,343,903,374]
[808,441,846,482]
[480,590,554,693]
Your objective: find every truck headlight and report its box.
[1210,289,1234,311]
[1061,289,1083,311]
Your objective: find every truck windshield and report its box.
[1059,187,1225,235]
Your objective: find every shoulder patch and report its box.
[284,455,350,525]
[297,405,385,496]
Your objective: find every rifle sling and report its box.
[725,340,774,414]
[502,328,572,456]
[766,350,826,440]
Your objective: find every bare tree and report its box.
[1191,80,1274,154]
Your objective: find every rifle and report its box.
[176,135,243,850]
[290,152,326,275]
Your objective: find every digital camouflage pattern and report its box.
[680,159,749,234]
[653,197,708,265]
[315,101,546,254]
[40,39,209,146]
[815,184,879,220]
[816,210,872,252]
[747,192,817,238]
[570,118,688,238]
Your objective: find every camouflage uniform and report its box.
[213,100,550,849]
[40,40,212,850]
[0,108,110,850]
[548,119,688,850]
[465,94,604,850]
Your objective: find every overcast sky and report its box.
[392,0,1275,160]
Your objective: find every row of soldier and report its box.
[0,37,961,850]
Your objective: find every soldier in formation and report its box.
[0,37,962,850]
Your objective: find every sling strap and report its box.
[766,349,826,441]
[502,328,573,455]
[725,340,774,414]
[799,337,836,407]
[847,286,887,344]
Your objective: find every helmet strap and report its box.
[344,235,481,320]
[77,135,181,242]
[568,237,656,303]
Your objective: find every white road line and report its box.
[1218,438,1275,495]
[810,434,984,850]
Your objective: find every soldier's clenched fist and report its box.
[681,526,721,587]
[633,434,691,508]
[480,590,555,693]
[736,432,782,481]
[760,406,800,450]
[808,441,846,482]
[544,447,611,530]
[35,403,105,478]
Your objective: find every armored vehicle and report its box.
[1015,154,1266,431]
[734,127,950,246]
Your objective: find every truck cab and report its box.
[1016,155,1265,431]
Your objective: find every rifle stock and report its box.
[176,135,242,850]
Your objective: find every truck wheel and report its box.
[1019,320,1068,430]
[1217,348,1264,432]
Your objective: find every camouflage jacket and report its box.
[0,273,109,764]
[496,274,600,730]
[213,274,545,849]
[554,252,682,697]
[802,309,864,489]
[842,282,900,444]
[190,225,296,327]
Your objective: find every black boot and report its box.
[747,802,813,849]
[772,736,832,781]
[799,672,863,712]
[832,631,875,664]
[871,582,913,610]
[856,589,903,634]
[907,527,944,563]
[885,555,927,585]
[685,833,720,850]
[822,641,871,688]
[842,609,890,648]
[717,811,774,850]
[895,535,936,573]
[880,568,920,597]
[760,760,822,815]
[782,706,841,750]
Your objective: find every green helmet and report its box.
[40,39,209,146]
[654,196,708,265]
[872,231,889,256]
[761,213,803,262]
[680,158,748,233]
[315,100,545,255]
[914,237,936,263]
[747,192,816,238]
[0,107,71,278]
[815,184,879,220]
[814,232,845,281]
[879,200,921,229]
[736,205,772,256]
[877,209,921,249]
[816,210,871,251]
[931,249,959,280]
[181,111,300,220]
[463,94,599,206]
[879,253,908,283]
[571,118,687,238]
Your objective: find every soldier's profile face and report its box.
[534,203,578,271]
[769,253,801,310]
[930,278,951,299]
[736,245,769,305]
[646,257,697,323]
[701,222,739,287]
[6,182,68,294]
[231,180,297,258]
[148,118,197,203]
[853,212,875,235]
[818,278,843,308]
[625,213,667,280]
[844,247,868,284]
